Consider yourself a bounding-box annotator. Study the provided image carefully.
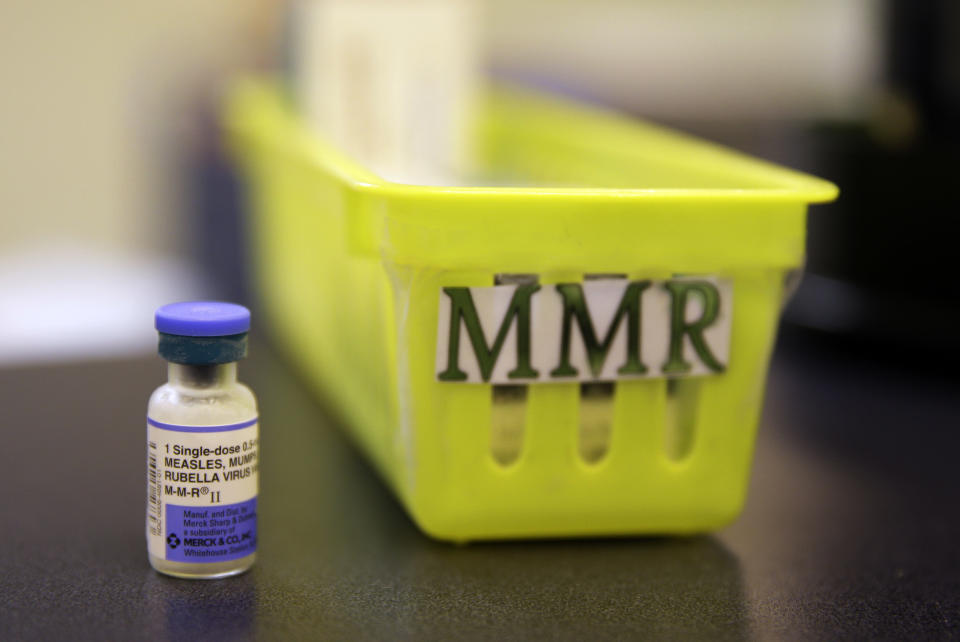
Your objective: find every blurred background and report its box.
[0,0,956,365]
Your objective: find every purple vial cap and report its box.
[155,301,250,337]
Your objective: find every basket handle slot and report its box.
[490,384,527,466]
[664,378,700,461]
[579,381,614,464]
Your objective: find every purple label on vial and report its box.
[165,498,257,563]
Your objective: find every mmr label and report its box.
[436,277,732,384]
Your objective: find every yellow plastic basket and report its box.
[226,79,837,541]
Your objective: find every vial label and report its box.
[146,417,259,564]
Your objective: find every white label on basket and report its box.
[436,277,732,384]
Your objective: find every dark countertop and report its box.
[1,331,958,640]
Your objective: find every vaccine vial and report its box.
[147,301,259,579]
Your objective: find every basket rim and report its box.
[225,77,839,205]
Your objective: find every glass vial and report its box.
[147,301,259,579]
